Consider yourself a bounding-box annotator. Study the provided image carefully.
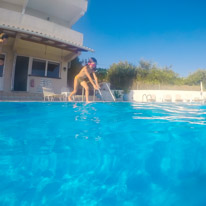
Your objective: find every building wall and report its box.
[1,39,70,94]
[1,46,15,91]
[0,1,22,13]
[0,0,89,96]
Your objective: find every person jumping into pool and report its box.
[68,57,100,103]
[0,33,8,54]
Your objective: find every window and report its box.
[0,54,5,77]
[31,58,60,78]
[47,62,60,78]
[32,59,46,76]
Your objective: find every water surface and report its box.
[0,102,206,206]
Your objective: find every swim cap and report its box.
[88,57,97,65]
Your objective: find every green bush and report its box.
[107,61,137,90]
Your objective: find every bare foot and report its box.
[68,97,72,102]
[86,101,92,104]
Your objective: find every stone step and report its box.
[0,91,44,101]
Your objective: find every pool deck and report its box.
[1,90,206,103]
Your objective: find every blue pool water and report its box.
[0,102,206,206]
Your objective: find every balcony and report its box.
[0,7,93,52]
[0,0,88,27]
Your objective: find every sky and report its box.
[72,0,206,77]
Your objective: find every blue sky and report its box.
[73,0,206,77]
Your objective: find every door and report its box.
[0,54,6,90]
[13,56,29,91]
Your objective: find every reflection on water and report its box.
[0,102,206,206]
[131,102,206,125]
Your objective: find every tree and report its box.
[136,60,183,85]
[139,59,152,70]
[107,61,137,90]
[147,68,181,85]
[184,69,206,87]
[95,68,108,83]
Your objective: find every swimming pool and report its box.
[0,102,206,206]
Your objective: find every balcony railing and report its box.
[0,7,83,46]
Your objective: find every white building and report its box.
[0,0,93,100]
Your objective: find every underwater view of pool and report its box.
[0,102,206,206]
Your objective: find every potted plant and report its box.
[122,88,130,101]
[113,90,122,101]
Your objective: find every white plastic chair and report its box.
[163,94,172,102]
[61,87,71,101]
[175,94,183,102]
[42,87,63,101]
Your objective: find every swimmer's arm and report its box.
[93,72,100,88]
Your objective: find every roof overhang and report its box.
[0,24,94,53]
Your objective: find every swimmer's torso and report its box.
[76,65,94,80]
